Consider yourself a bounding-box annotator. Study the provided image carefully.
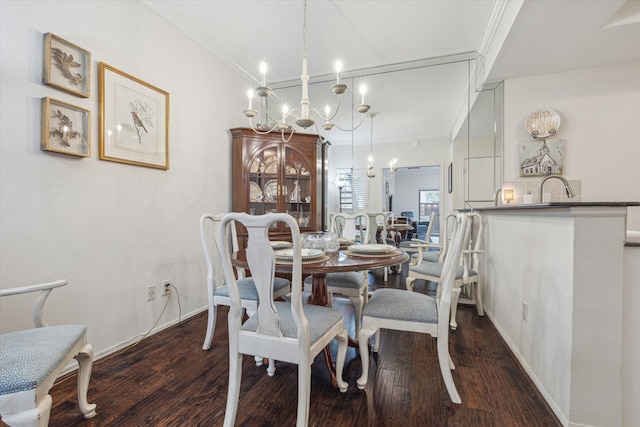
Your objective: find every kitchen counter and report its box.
[475,201,639,211]
[476,204,633,426]
[474,202,640,247]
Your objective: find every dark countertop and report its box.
[473,202,640,211]
[468,202,640,246]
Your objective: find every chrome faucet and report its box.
[538,175,576,203]
[494,188,502,206]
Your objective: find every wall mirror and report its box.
[258,54,504,220]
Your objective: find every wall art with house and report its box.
[519,139,565,177]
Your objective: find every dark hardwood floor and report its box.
[44,271,561,426]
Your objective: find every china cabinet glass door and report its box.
[246,144,314,232]
[283,146,312,229]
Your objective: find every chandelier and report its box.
[367,112,397,180]
[367,112,377,178]
[243,0,371,141]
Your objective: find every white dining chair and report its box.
[331,212,369,243]
[219,212,348,427]
[200,213,291,374]
[0,280,97,426]
[399,212,437,264]
[356,213,468,404]
[406,212,485,330]
[305,212,370,333]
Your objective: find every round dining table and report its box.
[230,246,410,387]
[231,247,409,306]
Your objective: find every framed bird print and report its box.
[99,62,170,170]
[43,33,91,98]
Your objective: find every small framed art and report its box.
[99,62,170,170]
[41,97,91,157]
[43,33,91,98]
[519,139,564,177]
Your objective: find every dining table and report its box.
[230,244,410,387]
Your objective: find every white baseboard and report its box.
[60,306,208,377]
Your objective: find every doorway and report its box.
[385,165,440,241]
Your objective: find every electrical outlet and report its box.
[522,301,528,322]
[147,285,156,301]
[162,279,171,297]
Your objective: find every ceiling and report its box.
[144,0,640,146]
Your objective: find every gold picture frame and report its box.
[43,33,91,98]
[99,63,170,170]
[41,97,91,157]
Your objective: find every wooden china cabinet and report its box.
[230,128,328,248]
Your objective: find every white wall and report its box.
[0,1,246,358]
[503,61,640,230]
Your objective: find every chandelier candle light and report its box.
[367,112,377,178]
[243,0,371,141]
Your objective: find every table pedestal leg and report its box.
[309,273,328,306]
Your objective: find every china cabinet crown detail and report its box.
[231,128,327,246]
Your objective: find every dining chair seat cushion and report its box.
[409,250,441,263]
[409,262,476,280]
[0,325,86,394]
[214,277,290,300]
[242,301,343,344]
[304,272,364,289]
[421,251,441,263]
[363,288,438,323]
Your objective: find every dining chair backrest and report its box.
[200,213,245,293]
[330,212,369,243]
[423,211,436,241]
[364,212,392,244]
[464,212,484,270]
[438,213,459,263]
[438,213,467,306]
[218,212,305,343]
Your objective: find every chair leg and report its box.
[436,333,461,404]
[450,287,461,330]
[405,276,416,292]
[327,292,334,308]
[297,362,312,427]
[362,271,369,304]
[356,326,376,389]
[474,279,485,316]
[223,350,243,427]
[334,329,349,392]
[75,344,97,418]
[349,294,364,333]
[267,358,276,376]
[202,304,218,350]
[1,394,52,427]
[373,330,381,352]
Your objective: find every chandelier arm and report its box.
[310,97,343,122]
[263,109,302,125]
[330,113,366,132]
[247,118,285,135]
[280,128,295,143]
